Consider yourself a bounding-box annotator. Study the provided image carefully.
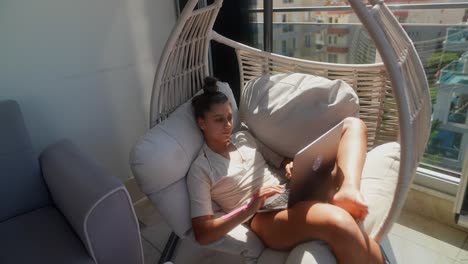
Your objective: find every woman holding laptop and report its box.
[186,77,384,264]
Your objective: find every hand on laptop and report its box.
[249,185,285,213]
[331,185,369,222]
[282,159,294,179]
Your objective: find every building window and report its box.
[305,35,311,48]
[283,25,293,32]
[329,17,333,23]
[282,40,287,54]
[292,37,296,49]
[328,53,338,63]
[328,35,338,45]
[282,14,293,32]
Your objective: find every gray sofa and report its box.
[0,100,143,264]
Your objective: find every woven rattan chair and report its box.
[132,0,432,263]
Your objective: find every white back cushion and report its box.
[130,81,238,236]
[241,73,359,158]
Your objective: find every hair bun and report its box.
[203,76,218,94]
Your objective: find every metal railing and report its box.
[252,2,468,13]
[257,1,468,53]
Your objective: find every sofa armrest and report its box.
[40,139,143,264]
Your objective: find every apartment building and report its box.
[253,0,466,65]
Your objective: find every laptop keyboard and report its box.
[262,187,290,210]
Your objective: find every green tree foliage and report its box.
[423,119,443,166]
[426,52,459,70]
[425,52,460,105]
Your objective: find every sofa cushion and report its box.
[0,206,94,264]
[240,73,359,158]
[0,100,50,222]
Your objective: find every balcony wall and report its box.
[0,0,176,181]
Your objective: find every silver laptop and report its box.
[258,120,345,212]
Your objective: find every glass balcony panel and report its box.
[425,128,463,171]
[448,92,468,125]
[248,1,468,176]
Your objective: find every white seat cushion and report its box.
[285,241,336,264]
[361,142,400,238]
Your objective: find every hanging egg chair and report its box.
[130,0,431,263]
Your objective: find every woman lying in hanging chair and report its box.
[187,77,385,264]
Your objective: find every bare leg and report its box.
[250,201,384,264]
[330,117,369,221]
[249,118,382,263]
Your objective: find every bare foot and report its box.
[331,186,368,221]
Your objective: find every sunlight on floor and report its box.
[382,212,468,264]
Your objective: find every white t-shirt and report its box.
[187,130,284,218]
